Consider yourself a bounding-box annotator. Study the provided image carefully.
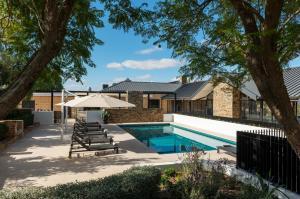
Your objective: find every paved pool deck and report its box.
[0,122,235,189]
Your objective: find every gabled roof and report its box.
[283,67,300,99]
[102,80,181,93]
[163,81,212,100]
[241,67,300,100]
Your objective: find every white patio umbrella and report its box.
[62,94,135,108]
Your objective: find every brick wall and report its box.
[213,83,241,118]
[107,91,163,123]
[31,96,74,112]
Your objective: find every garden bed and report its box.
[0,152,284,199]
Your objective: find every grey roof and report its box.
[163,81,208,100]
[102,80,181,93]
[283,67,300,99]
[241,67,300,100]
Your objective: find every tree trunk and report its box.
[246,53,300,158]
[230,0,300,158]
[0,0,74,120]
[0,44,62,119]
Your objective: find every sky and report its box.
[64,2,181,91]
[64,3,300,91]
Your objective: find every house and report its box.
[102,67,300,123]
[24,67,300,124]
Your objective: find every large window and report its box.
[149,99,160,108]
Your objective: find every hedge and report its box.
[0,123,8,140]
[0,166,161,199]
[6,108,34,127]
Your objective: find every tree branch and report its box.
[279,8,300,31]
[229,0,261,45]
[241,0,265,23]
[264,0,283,30]
[195,0,213,11]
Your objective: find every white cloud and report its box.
[136,46,163,55]
[106,62,123,69]
[106,58,182,70]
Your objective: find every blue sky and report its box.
[64,2,181,91]
[64,3,300,91]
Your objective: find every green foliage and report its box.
[163,167,176,178]
[102,110,111,124]
[159,151,283,199]
[0,0,104,90]
[6,109,34,127]
[239,175,288,199]
[0,123,8,140]
[0,166,161,199]
[160,168,184,199]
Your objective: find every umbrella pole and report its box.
[61,89,65,137]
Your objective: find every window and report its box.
[149,99,160,108]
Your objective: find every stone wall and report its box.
[213,83,241,118]
[106,91,163,123]
[107,108,163,123]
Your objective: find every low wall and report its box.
[107,108,163,123]
[33,111,54,125]
[0,120,24,138]
[164,114,266,139]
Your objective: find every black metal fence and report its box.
[237,129,300,194]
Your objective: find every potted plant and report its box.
[102,110,110,124]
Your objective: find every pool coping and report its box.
[170,124,236,145]
[117,122,236,143]
[118,122,236,154]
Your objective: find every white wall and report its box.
[86,110,103,123]
[77,110,103,123]
[33,111,54,125]
[163,114,173,122]
[164,114,267,139]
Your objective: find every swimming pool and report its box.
[119,124,236,154]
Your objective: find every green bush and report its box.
[0,123,9,140]
[0,166,161,199]
[6,108,34,127]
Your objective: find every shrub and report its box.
[6,108,34,127]
[160,167,184,199]
[0,123,8,140]
[0,166,161,199]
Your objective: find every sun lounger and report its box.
[69,131,118,158]
[217,145,236,156]
[76,120,103,131]
[74,123,108,137]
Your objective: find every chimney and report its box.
[179,75,188,84]
[102,84,109,89]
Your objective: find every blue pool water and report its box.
[119,124,236,154]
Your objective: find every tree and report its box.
[0,0,104,119]
[103,0,300,157]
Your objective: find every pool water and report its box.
[119,124,236,154]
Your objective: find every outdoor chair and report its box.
[74,123,108,136]
[75,120,104,131]
[73,125,113,142]
[217,145,236,156]
[69,131,118,158]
